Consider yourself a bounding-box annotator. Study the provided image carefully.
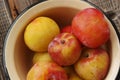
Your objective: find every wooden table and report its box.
[0,0,120,80]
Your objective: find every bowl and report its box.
[3,0,120,80]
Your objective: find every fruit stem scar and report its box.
[61,40,65,44]
[84,53,89,58]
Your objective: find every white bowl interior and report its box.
[4,0,120,80]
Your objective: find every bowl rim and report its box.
[2,0,120,80]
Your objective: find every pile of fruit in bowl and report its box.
[24,8,110,80]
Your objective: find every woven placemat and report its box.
[0,0,12,79]
[0,0,120,79]
[0,0,12,80]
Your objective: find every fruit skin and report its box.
[26,62,68,80]
[74,48,110,80]
[72,8,110,48]
[64,66,83,80]
[48,33,82,66]
[32,52,53,64]
[61,25,72,33]
[69,73,83,80]
[24,17,60,52]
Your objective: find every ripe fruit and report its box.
[24,17,60,52]
[64,66,83,80]
[74,48,110,80]
[72,8,110,48]
[61,25,72,33]
[26,62,68,80]
[69,73,83,80]
[32,52,53,64]
[48,33,82,66]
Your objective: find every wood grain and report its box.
[8,0,18,19]
[8,0,39,19]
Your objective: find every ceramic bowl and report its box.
[3,0,120,80]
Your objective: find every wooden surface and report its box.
[0,0,120,80]
[8,0,39,19]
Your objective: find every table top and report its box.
[0,0,120,80]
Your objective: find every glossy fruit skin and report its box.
[61,25,72,33]
[24,17,60,52]
[72,8,110,48]
[48,33,82,66]
[74,48,110,80]
[26,62,68,80]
